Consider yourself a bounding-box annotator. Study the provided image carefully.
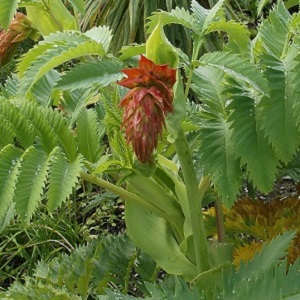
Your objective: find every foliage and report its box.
[1,0,300,299]
[0,235,158,299]
[223,197,300,266]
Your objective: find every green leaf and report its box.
[257,1,291,58]
[31,69,61,106]
[68,0,85,14]
[199,52,269,96]
[76,108,103,163]
[260,52,300,163]
[55,60,123,91]
[34,236,138,297]
[224,231,297,298]
[192,0,225,34]
[47,151,83,212]
[205,20,250,56]
[190,0,209,33]
[0,145,22,228]
[192,66,241,205]
[19,40,107,97]
[125,200,197,281]
[0,0,18,30]
[119,44,146,61]
[17,31,90,75]
[14,147,50,223]
[199,119,241,207]
[146,6,195,33]
[0,115,14,147]
[228,92,279,193]
[0,100,35,148]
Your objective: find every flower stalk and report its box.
[174,128,211,273]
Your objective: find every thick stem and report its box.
[80,172,168,219]
[174,128,210,273]
[215,198,225,243]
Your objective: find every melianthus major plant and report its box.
[1,0,300,298]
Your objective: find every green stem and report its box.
[215,198,225,243]
[80,172,167,219]
[174,129,210,274]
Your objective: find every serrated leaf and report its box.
[0,116,14,146]
[14,147,50,223]
[192,0,225,34]
[146,7,195,33]
[205,20,250,56]
[19,39,107,97]
[0,0,18,30]
[17,31,90,75]
[0,101,35,148]
[68,0,85,14]
[31,69,61,106]
[55,60,123,91]
[84,26,113,51]
[192,66,241,205]
[258,1,291,58]
[191,0,209,33]
[47,152,83,211]
[260,52,300,163]
[199,52,269,95]
[76,108,103,163]
[232,231,296,290]
[199,119,241,207]
[119,44,146,61]
[228,93,279,192]
[0,145,22,228]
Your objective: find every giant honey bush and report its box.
[1,0,300,298]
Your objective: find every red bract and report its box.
[0,13,35,65]
[118,55,176,163]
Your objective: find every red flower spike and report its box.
[0,13,34,66]
[118,55,176,163]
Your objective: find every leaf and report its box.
[227,92,279,193]
[192,66,241,206]
[84,26,113,51]
[55,60,123,91]
[14,146,50,223]
[199,52,269,96]
[17,31,90,75]
[125,200,197,281]
[0,100,35,148]
[68,0,85,14]
[205,20,250,56]
[257,0,269,16]
[192,0,226,34]
[259,52,300,163]
[76,108,103,163]
[146,6,195,33]
[199,119,241,207]
[31,69,61,106]
[0,116,14,147]
[0,145,22,228]
[19,40,107,97]
[0,0,18,30]
[21,101,78,162]
[257,1,291,58]
[190,0,209,33]
[25,0,77,36]
[223,231,297,298]
[34,236,138,296]
[47,151,83,212]
[119,44,146,61]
